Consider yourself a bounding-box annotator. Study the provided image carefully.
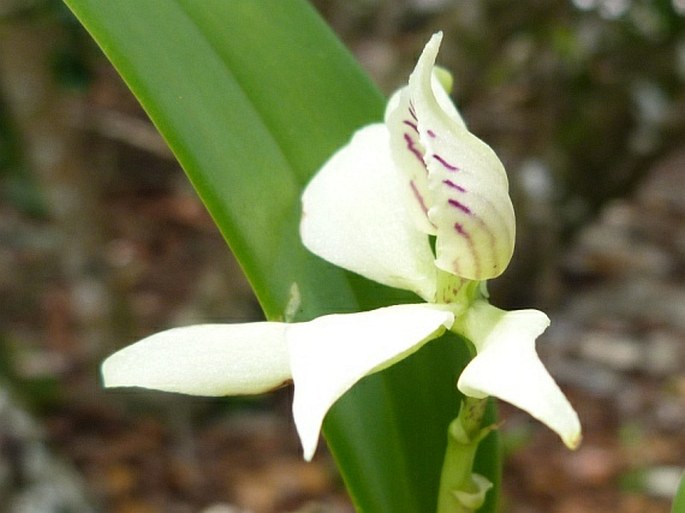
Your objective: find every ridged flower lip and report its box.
[384,32,516,281]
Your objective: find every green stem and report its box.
[436,397,491,513]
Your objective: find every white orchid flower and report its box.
[102,32,581,461]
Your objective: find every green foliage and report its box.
[673,472,685,513]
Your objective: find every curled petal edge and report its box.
[456,301,582,449]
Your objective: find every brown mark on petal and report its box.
[267,379,293,392]
[403,120,419,133]
[410,180,431,219]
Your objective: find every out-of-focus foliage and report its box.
[0,0,91,217]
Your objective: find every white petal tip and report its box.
[428,31,443,47]
[101,323,291,397]
[302,445,317,462]
[563,427,583,450]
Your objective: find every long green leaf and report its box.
[673,472,685,513]
[62,1,498,511]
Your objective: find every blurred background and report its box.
[1,0,684,511]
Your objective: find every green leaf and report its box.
[62,1,499,511]
[673,472,685,513]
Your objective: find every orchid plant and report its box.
[102,32,580,513]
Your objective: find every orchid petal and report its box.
[384,67,464,236]
[102,323,291,396]
[427,65,466,129]
[456,301,581,449]
[411,33,516,280]
[301,124,437,301]
[287,303,454,460]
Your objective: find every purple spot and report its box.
[448,199,471,215]
[442,179,466,193]
[454,222,468,236]
[404,133,424,164]
[403,120,419,133]
[433,154,459,171]
[427,129,436,138]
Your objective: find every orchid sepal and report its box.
[101,323,291,396]
[288,302,454,460]
[455,300,582,449]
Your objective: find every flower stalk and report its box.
[437,397,492,513]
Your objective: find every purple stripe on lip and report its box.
[433,154,459,171]
[448,198,471,214]
[453,222,481,276]
[454,222,469,238]
[404,133,425,164]
[442,179,466,193]
[403,120,419,133]
[410,180,431,218]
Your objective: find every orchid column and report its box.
[102,32,580,513]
